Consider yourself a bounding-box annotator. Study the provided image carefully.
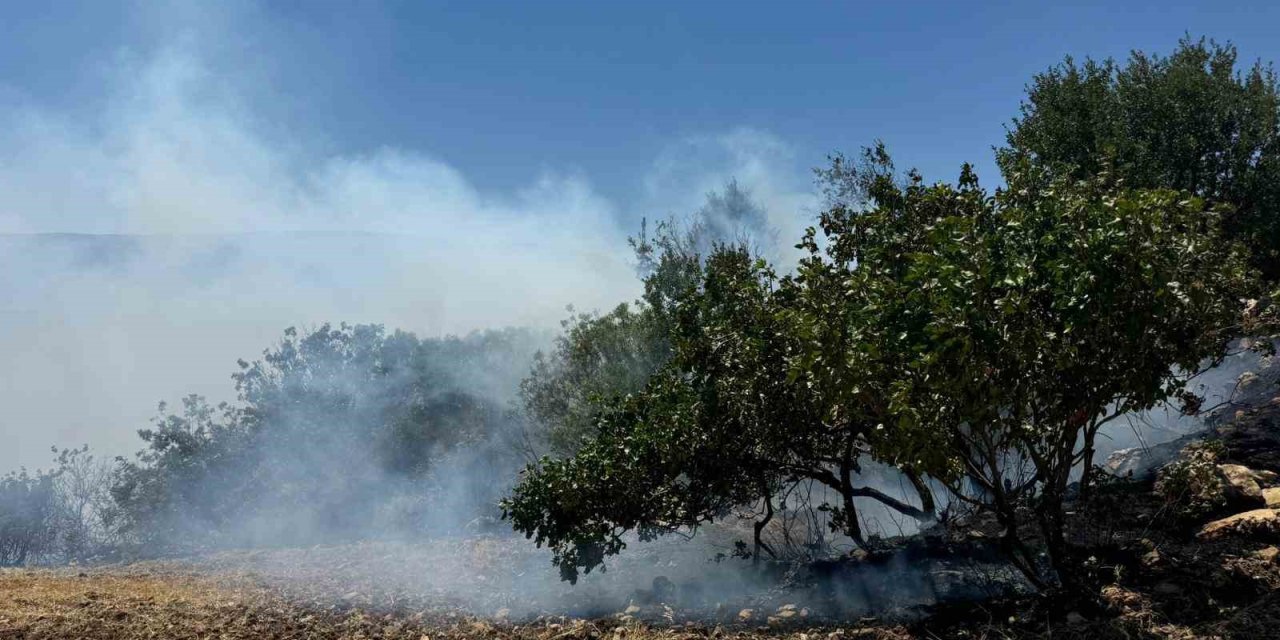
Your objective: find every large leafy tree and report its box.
[505,151,1255,590]
[505,247,941,583]
[817,152,1253,586]
[1000,36,1280,281]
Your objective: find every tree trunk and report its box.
[753,490,777,566]
[904,468,937,520]
[838,453,869,550]
[1078,426,1098,503]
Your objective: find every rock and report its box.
[1254,546,1280,563]
[623,605,641,615]
[1141,548,1161,567]
[1218,464,1266,507]
[1264,487,1280,507]
[1065,611,1086,625]
[738,609,754,622]
[1198,508,1280,540]
[1153,582,1182,595]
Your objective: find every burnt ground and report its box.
[4,398,1280,639]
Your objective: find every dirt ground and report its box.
[0,567,917,640]
[2,544,1276,640]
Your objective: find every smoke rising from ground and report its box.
[0,6,817,472]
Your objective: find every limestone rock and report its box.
[1263,487,1280,508]
[1254,546,1280,563]
[1198,508,1280,540]
[1218,464,1266,507]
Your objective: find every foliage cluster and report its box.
[0,447,119,566]
[1154,441,1229,520]
[107,324,543,550]
[1001,36,1280,282]
[521,181,774,457]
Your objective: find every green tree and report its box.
[1000,36,1280,281]
[505,151,1255,592]
[520,182,774,457]
[803,152,1253,587]
[504,242,945,583]
[111,324,542,550]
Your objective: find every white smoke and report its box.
[0,4,818,471]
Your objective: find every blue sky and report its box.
[2,1,1279,468]
[3,1,1279,207]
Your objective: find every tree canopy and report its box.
[520,182,775,457]
[1001,36,1280,281]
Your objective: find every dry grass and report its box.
[6,564,1267,640]
[0,568,915,640]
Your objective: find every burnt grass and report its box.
[4,400,1280,639]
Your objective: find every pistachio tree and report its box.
[798,153,1254,586]
[506,150,1255,590]
[504,244,948,583]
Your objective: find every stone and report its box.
[1065,611,1086,625]
[1254,546,1280,563]
[1141,548,1161,567]
[1198,508,1280,540]
[738,609,754,622]
[1153,582,1182,595]
[1264,487,1280,508]
[1219,464,1266,507]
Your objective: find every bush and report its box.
[0,469,55,566]
[1155,442,1228,520]
[109,324,545,551]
